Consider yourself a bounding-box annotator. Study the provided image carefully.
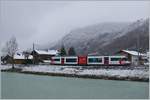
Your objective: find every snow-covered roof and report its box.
[121,50,144,56]
[14,53,33,59]
[34,50,59,55]
[43,60,51,63]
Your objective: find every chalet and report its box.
[1,55,11,64]
[13,53,33,64]
[1,52,33,64]
[31,49,59,64]
[116,50,145,65]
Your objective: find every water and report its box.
[1,72,149,99]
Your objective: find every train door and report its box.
[61,58,64,65]
[104,57,109,65]
[78,56,87,65]
[50,58,54,64]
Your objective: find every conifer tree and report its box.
[60,45,67,56]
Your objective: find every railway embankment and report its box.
[1,65,149,82]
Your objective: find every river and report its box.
[1,72,149,99]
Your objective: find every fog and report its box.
[0,1,149,50]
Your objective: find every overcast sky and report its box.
[0,1,149,50]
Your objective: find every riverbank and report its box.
[0,65,149,82]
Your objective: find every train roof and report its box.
[52,55,127,58]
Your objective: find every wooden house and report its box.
[31,50,59,64]
[1,55,12,64]
[1,53,33,64]
[116,50,145,65]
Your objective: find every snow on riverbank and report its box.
[0,65,12,70]
[0,65,149,79]
[78,69,149,79]
[22,65,80,74]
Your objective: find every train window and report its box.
[54,58,60,61]
[111,58,121,61]
[88,58,102,63]
[66,58,77,62]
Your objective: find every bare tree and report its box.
[3,36,18,68]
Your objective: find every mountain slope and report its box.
[51,19,149,55]
[100,19,149,55]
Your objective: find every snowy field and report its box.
[0,64,149,79]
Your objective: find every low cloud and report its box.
[0,1,149,50]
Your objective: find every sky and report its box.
[0,1,149,50]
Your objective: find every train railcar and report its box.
[87,56,130,66]
[50,55,131,66]
[109,56,130,65]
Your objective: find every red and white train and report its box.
[50,55,131,66]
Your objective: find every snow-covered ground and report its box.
[0,65,12,70]
[78,69,149,79]
[0,64,149,79]
[22,65,80,74]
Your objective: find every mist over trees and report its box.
[68,47,76,56]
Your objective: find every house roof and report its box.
[34,50,59,55]
[121,50,144,56]
[14,53,33,59]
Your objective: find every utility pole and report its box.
[137,33,140,66]
[33,43,35,64]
